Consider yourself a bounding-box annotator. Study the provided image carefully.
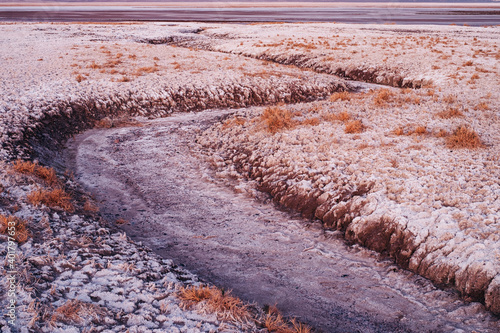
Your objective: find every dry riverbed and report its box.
[0,21,499,332]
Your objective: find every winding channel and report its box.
[63,109,499,333]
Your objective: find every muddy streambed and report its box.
[63,109,499,333]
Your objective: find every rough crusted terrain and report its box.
[66,109,500,333]
[192,24,500,313]
[0,21,499,332]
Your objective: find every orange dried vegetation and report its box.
[329,91,351,102]
[12,160,59,186]
[414,126,427,135]
[27,188,74,212]
[345,120,365,134]
[261,105,295,134]
[475,102,490,111]
[323,111,351,123]
[83,200,100,213]
[437,107,463,119]
[51,300,103,324]
[445,126,483,149]
[177,285,250,322]
[374,88,396,106]
[0,214,29,243]
[262,306,312,333]
[222,116,246,129]
[301,118,321,126]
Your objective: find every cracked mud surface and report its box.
[65,110,499,333]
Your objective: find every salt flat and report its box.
[0,21,499,332]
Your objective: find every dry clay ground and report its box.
[0,21,499,332]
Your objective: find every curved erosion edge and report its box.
[162,37,432,89]
[199,145,500,315]
[2,72,498,317]
[1,78,349,161]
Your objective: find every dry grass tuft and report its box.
[323,111,350,123]
[414,126,427,135]
[83,200,100,213]
[436,129,449,138]
[336,111,351,122]
[261,106,295,134]
[12,160,59,186]
[27,188,74,212]
[177,285,251,323]
[52,300,104,325]
[115,218,128,225]
[12,160,36,174]
[262,306,312,333]
[95,117,113,129]
[75,74,86,82]
[329,91,351,102]
[437,107,464,119]
[393,127,406,136]
[136,66,159,75]
[222,116,246,129]
[374,88,396,106]
[445,125,484,149]
[345,120,365,134]
[475,102,490,111]
[117,76,131,82]
[301,118,321,126]
[0,214,29,243]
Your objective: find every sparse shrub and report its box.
[27,188,74,212]
[329,91,351,102]
[117,76,130,82]
[302,118,321,126]
[0,214,29,243]
[222,116,246,129]
[374,88,396,106]
[87,62,101,69]
[262,306,312,333]
[136,66,158,75]
[177,285,250,322]
[414,126,427,135]
[261,106,294,134]
[115,218,128,225]
[437,107,463,119]
[442,94,457,104]
[51,300,104,325]
[345,120,365,134]
[95,117,113,129]
[336,111,351,122]
[475,102,489,111]
[12,160,36,174]
[393,127,405,136]
[33,166,59,186]
[323,111,350,123]
[445,125,483,149]
[463,60,474,66]
[75,74,86,83]
[104,59,122,68]
[83,200,99,213]
[402,94,421,104]
[12,160,59,186]
[436,129,448,138]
